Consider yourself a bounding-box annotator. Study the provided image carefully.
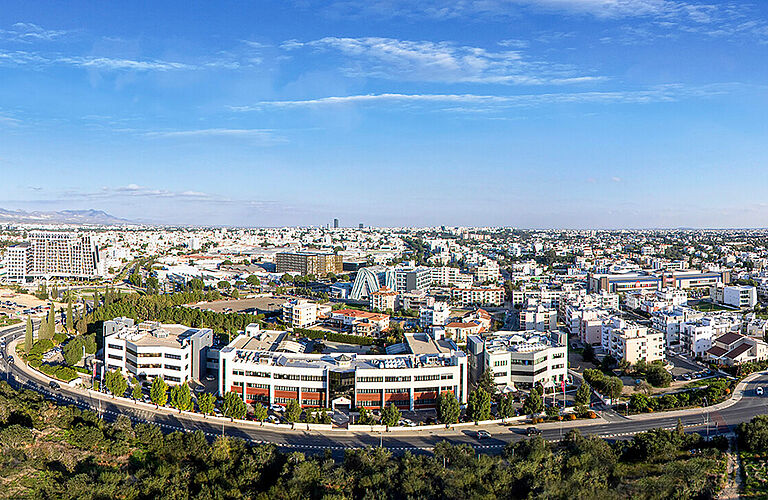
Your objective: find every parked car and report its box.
[7,356,14,364]
[48,381,60,390]
[193,385,205,393]
[270,403,285,412]
[526,427,542,436]
[757,387,764,396]
[476,430,491,440]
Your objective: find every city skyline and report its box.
[1,1,767,227]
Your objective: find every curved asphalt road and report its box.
[2,323,767,456]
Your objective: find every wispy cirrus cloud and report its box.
[230,84,734,112]
[142,128,285,143]
[281,36,603,84]
[312,1,768,42]
[0,50,195,71]
[0,22,69,42]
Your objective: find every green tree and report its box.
[198,392,215,416]
[105,370,128,398]
[217,280,231,290]
[357,406,374,425]
[477,368,496,396]
[24,316,32,354]
[646,365,672,387]
[605,377,624,400]
[222,391,246,420]
[281,273,294,284]
[522,389,544,416]
[252,403,268,422]
[285,399,302,423]
[497,393,514,418]
[66,299,73,332]
[150,377,169,407]
[246,275,261,287]
[467,387,492,422]
[437,391,461,424]
[76,313,87,335]
[575,382,592,406]
[62,336,84,366]
[381,403,401,427]
[132,382,143,401]
[170,383,193,412]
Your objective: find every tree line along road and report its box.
[2,322,768,457]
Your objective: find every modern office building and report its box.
[466,330,568,391]
[218,324,468,410]
[276,251,342,276]
[588,270,730,294]
[393,266,431,294]
[711,284,757,309]
[103,317,214,384]
[333,218,339,229]
[350,266,394,300]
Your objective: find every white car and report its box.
[270,404,285,412]
[757,387,764,396]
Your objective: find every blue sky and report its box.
[1,0,767,228]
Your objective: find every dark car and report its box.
[7,356,14,364]
[526,427,542,436]
[476,430,491,440]
[49,381,60,390]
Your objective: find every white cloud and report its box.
[142,128,284,143]
[0,22,69,42]
[231,84,732,111]
[283,36,601,84]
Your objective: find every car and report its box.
[48,381,60,390]
[757,387,764,396]
[213,408,223,417]
[7,356,14,364]
[270,403,285,412]
[683,373,691,380]
[476,430,491,440]
[526,427,542,436]
[205,374,215,381]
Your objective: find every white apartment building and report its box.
[29,231,101,279]
[467,330,568,390]
[369,287,398,312]
[419,302,451,328]
[5,231,101,281]
[519,303,557,332]
[4,242,32,282]
[218,326,468,410]
[474,261,501,283]
[601,317,664,364]
[431,266,474,288]
[103,317,213,384]
[451,286,504,307]
[680,315,742,357]
[282,299,318,328]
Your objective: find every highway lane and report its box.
[2,324,768,456]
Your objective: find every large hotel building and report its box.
[218,324,468,410]
[276,251,343,276]
[5,231,100,282]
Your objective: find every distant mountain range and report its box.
[0,208,132,225]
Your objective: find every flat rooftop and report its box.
[404,332,456,355]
